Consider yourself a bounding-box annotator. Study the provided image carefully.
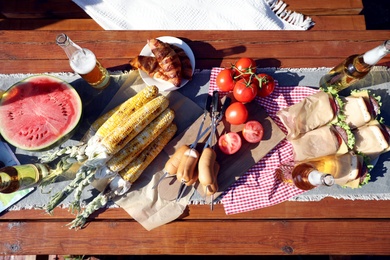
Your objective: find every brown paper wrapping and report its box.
[353,122,390,161]
[101,71,284,230]
[277,91,334,140]
[290,125,340,162]
[341,96,372,129]
[95,71,203,230]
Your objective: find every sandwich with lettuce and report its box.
[277,88,385,188]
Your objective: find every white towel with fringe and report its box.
[72,0,314,30]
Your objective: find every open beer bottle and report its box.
[56,33,111,90]
[0,164,50,194]
[319,40,390,92]
[290,164,335,190]
[277,153,368,190]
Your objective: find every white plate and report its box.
[139,36,195,92]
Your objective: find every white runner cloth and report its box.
[72,0,314,30]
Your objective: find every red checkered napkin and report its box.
[209,67,319,214]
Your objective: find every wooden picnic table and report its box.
[1,30,390,256]
[1,0,390,257]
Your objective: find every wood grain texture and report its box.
[286,0,363,15]
[1,28,390,255]
[1,30,390,74]
[1,219,390,255]
[1,199,390,255]
[0,16,366,31]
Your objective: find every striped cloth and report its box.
[209,67,318,214]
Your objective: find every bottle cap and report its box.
[56,33,69,46]
[321,174,335,186]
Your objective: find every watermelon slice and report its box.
[0,75,83,151]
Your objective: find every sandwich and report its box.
[277,89,381,141]
[277,91,337,140]
[353,120,390,161]
[331,153,370,189]
[290,125,349,162]
[341,89,381,129]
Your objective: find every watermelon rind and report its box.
[0,74,83,151]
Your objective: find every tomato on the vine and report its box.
[233,78,257,103]
[225,102,248,125]
[218,132,242,155]
[257,73,275,97]
[234,58,257,79]
[242,120,264,143]
[216,68,235,92]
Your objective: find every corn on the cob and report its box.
[95,85,159,141]
[43,84,177,229]
[81,108,119,142]
[42,85,159,161]
[96,95,169,156]
[85,86,157,139]
[67,123,177,230]
[119,123,177,183]
[106,108,175,173]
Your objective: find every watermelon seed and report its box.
[7,112,14,120]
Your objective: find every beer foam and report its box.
[70,49,96,74]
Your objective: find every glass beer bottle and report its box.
[291,164,335,190]
[0,163,50,194]
[319,40,390,92]
[56,33,111,90]
[277,153,366,190]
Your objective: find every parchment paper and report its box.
[98,71,204,230]
[3,67,390,227]
[162,97,286,202]
[104,70,285,230]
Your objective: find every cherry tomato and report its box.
[257,73,275,97]
[233,78,257,103]
[218,132,242,155]
[242,120,264,143]
[216,68,235,92]
[234,58,257,79]
[225,102,248,125]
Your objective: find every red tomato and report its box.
[216,68,235,92]
[233,78,257,103]
[218,132,242,155]
[234,58,257,79]
[242,120,264,143]
[257,73,275,97]
[225,102,248,125]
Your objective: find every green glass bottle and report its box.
[0,164,50,194]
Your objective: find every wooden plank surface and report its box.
[1,200,390,255]
[1,30,389,74]
[0,18,104,30]
[1,30,390,255]
[2,219,390,255]
[286,0,363,15]
[2,199,390,221]
[0,16,365,31]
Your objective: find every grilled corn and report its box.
[106,108,175,173]
[94,95,169,156]
[68,123,177,230]
[120,123,177,183]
